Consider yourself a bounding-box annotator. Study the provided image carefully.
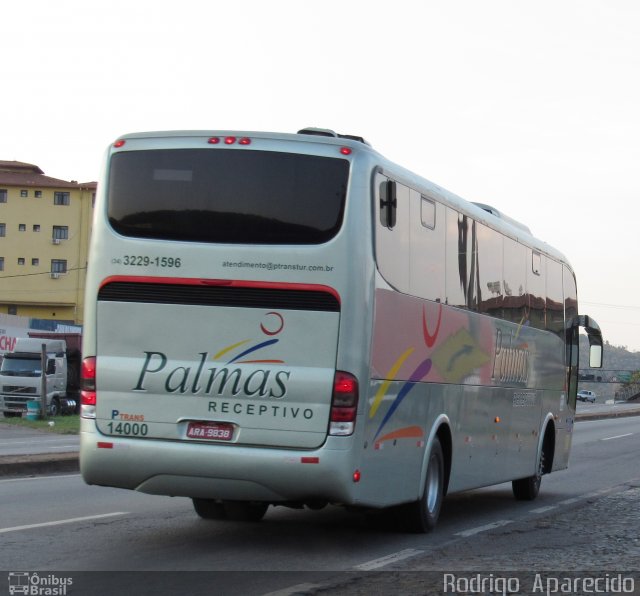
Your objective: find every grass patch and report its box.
[0,414,79,434]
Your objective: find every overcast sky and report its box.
[3,0,639,352]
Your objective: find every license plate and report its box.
[186,421,234,441]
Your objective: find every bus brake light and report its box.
[81,357,97,419]
[330,371,358,436]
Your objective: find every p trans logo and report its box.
[8,572,73,596]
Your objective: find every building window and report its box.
[0,223,5,237]
[20,190,28,198]
[8,305,17,315]
[32,258,39,266]
[18,224,26,232]
[35,190,42,198]
[0,190,7,203]
[51,259,67,273]
[0,257,4,271]
[18,257,25,265]
[52,225,69,240]
[33,224,40,232]
[54,192,70,206]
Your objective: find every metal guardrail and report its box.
[579,369,638,383]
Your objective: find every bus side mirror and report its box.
[574,315,603,369]
[589,344,603,369]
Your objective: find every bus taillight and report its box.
[208,136,251,146]
[330,371,358,436]
[81,356,97,419]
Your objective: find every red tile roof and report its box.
[0,160,82,189]
[0,160,44,174]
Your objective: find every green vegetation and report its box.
[0,414,79,434]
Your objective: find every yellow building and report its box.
[0,160,96,324]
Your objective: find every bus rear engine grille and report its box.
[98,282,340,312]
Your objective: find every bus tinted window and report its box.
[107,149,349,244]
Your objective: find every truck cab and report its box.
[0,338,70,417]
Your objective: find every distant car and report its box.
[577,390,596,403]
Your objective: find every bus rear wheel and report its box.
[401,437,444,533]
[192,498,227,520]
[223,501,269,522]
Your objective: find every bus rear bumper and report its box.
[79,428,358,505]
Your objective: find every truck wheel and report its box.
[49,398,61,417]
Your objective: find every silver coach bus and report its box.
[80,128,603,532]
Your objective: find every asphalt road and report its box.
[1,413,639,595]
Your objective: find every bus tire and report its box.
[403,437,445,533]
[192,498,227,520]
[223,501,269,522]
[512,446,545,501]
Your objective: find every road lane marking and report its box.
[263,583,333,596]
[0,440,79,446]
[354,548,424,570]
[601,433,633,441]
[529,505,557,514]
[455,519,512,537]
[0,512,128,534]
[557,497,580,506]
[0,473,81,484]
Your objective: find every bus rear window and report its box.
[107,149,349,244]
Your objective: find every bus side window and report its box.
[420,196,436,229]
[477,223,503,317]
[527,250,545,330]
[546,258,564,337]
[410,192,444,303]
[445,208,478,310]
[375,175,410,292]
[564,267,579,405]
[502,237,527,325]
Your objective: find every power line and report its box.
[0,266,87,280]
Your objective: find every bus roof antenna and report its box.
[297,127,338,138]
[297,128,371,146]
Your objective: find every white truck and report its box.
[0,337,79,417]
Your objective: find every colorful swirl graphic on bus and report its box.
[214,311,285,365]
[371,304,442,443]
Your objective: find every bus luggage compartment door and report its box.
[95,283,340,449]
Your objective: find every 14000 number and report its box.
[107,422,149,436]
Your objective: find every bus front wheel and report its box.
[512,447,545,501]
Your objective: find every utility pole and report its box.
[40,343,47,418]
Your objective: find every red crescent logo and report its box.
[260,312,284,336]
